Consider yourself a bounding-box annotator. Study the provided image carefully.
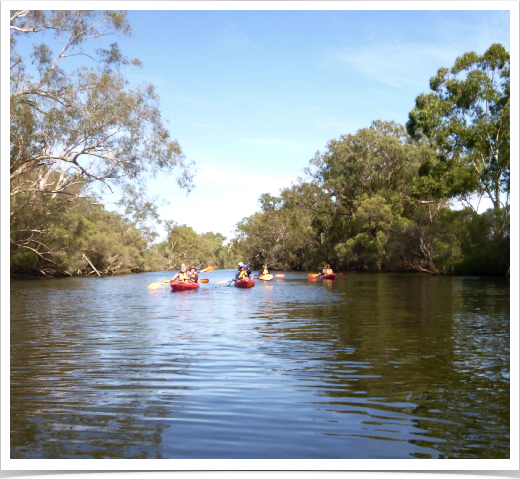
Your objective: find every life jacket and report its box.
[177,271,189,281]
[261,268,269,275]
[188,272,198,282]
[322,268,332,275]
[238,270,249,279]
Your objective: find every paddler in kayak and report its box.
[259,263,269,276]
[187,265,199,283]
[235,262,252,281]
[321,264,333,276]
[170,263,189,282]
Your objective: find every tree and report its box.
[161,222,227,270]
[115,184,164,244]
[334,194,396,272]
[308,120,423,213]
[10,10,194,270]
[10,10,193,198]
[406,44,510,211]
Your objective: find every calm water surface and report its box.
[10,271,510,459]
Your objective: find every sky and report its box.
[4,3,516,242]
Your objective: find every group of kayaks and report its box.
[169,273,337,292]
[171,275,269,291]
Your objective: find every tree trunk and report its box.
[82,253,100,277]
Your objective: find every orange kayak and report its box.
[170,281,199,292]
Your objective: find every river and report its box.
[10,271,510,459]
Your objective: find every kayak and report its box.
[234,278,255,288]
[321,274,336,280]
[170,280,200,292]
[258,274,273,281]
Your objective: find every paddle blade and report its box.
[216,280,231,284]
[337,272,349,276]
[148,280,169,289]
[200,265,216,273]
[199,279,209,283]
[274,274,285,277]
[307,273,320,278]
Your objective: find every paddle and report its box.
[200,265,216,273]
[148,280,170,289]
[245,252,262,269]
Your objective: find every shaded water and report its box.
[10,271,510,459]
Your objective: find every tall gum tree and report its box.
[10,10,194,269]
[406,44,510,213]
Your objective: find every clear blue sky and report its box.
[7,6,514,241]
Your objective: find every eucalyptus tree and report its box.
[10,10,194,271]
[232,187,319,270]
[406,43,510,212]
[308,121,424,210]
[162,222,227,270]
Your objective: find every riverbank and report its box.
[9,267,148,280]
[10,267,511,280]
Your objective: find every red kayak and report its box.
[321,274,336,280]
[170,281,200,292]
[234,278,255,288]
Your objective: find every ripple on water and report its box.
[10,273,510,459]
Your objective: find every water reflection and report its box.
[10,273,509,459]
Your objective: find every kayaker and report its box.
[187,266,199,283]
[170,263,189,282]
[235,262,252,281]
[260,264,269,275]
[321,264,333,275]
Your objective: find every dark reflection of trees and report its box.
[253,274,510,459]
[10,280,192,459]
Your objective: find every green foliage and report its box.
[448,207,509,275]
[10,10,194,275]
[309,120,424,207]
[232,107,509,276]
[335,231,388,272]
[10,35,509,278]
[407,44,510,211]
[162,222,227,270]
[235,187,318,270]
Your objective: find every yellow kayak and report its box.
[258,274,273,281]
